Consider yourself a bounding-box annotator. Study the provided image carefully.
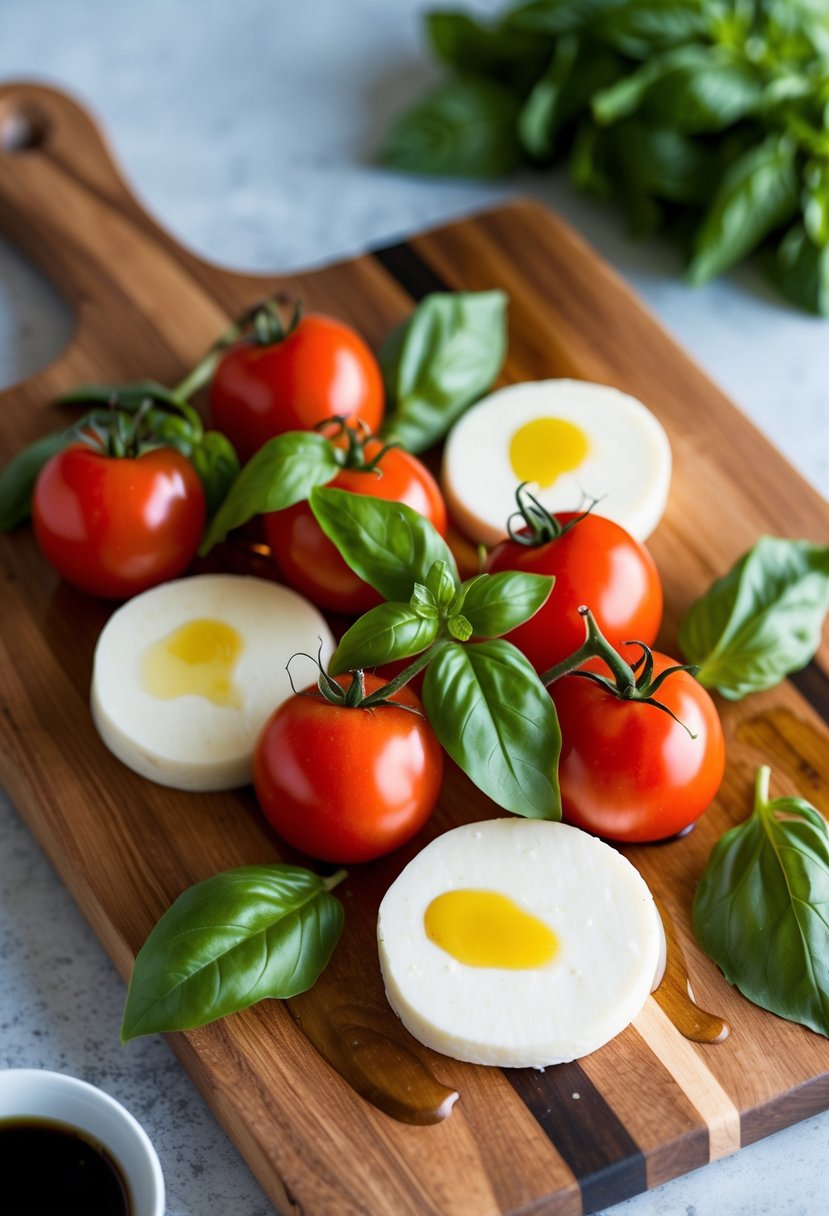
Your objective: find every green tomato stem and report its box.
[360,640,448,707]
[540,606,637,690]
[755,764,772,813]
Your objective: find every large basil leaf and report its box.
[461,571,554,637]
[310,486,459,604]
[380,291,508,454]
[0,431,76,531]
[199,431,340,554]
[121,865,344,1041]
[687,134,799,284]
[330,602,439,675]
[423,639,561,819]
[379,78,522,178]
[678,536,829,699]
[693,767,829,1037]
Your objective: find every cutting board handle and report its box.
[0,81,232,374]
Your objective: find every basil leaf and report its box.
[769,222,829,316]
[0,430,76,531]
[592,0,710,59]
[423,639,561,819]
[200,431,340,554]
[507,0,620,36]
[461,571,554,637]
[379,78,522,178]
[380,290,508,454]
[189,430,240,520]
[309,487,459,603]
[678,536,829,699]
[121,865,344,1041]
[687,134,799,285]
[426,9,552,92]
[693,767,829,1037]
[57,378,182,410]
[330,602,439,675]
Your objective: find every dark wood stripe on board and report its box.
[372,241,450,302]
[506,1062,647,1214]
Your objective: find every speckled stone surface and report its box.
[0,3,827,1214]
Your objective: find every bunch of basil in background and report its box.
[381,0,829,313]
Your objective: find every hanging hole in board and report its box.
[0,107,48,153]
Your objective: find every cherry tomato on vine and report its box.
[253,673,444,863]
[486,504,662,673]
[209,311,384,462]
[265,439,448,615]
[32,443,206,600]
[551,652,725,843]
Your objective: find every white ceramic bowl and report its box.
[0,1069,165,1216]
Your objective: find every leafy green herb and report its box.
[381,0,829,311]
[310,486,459,603]
[199,431,341,554]
[0,430,77,531]
[121,865,344,1041]
[693,766,829,1037]
[423,639,561,819]
[678,536,829,699]
[379,291,508,454]
[317,489,559,819]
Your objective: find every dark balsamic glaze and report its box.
[0,1118,131,1216]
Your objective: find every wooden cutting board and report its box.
[2,81,829,1216]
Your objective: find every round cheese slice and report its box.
[377,819,662,1068]
[441,379,672,546]
[91,574,334,792]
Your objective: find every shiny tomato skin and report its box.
[31,444,206,600]
[551,653,725,843]
[485,513,662,673]
[253,674,444,863]
[265,442,448,615]
[209,314,384,462]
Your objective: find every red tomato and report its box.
[253,674,444,863]
[265,441,448,615]
[551,653,725,843]
[486,513,662,673]
[32,444,206,599]
[209,313,384,462]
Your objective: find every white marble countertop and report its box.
[1,2,827,1214]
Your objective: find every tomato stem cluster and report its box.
[506,483,601,547]
[541,606,700,736]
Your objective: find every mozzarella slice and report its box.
[377,819,662,1068]
[441,379,672,546]
[91,574,334,791]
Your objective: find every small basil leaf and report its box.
[423,639,561,819]
[380,290,508,455]
[188,430,240,520]
[769,222,829,316]
[121,865,344,1041]
[57,378,181,410]
[426,9,552,93]
[379,78,522,179]
[426,558,459,610]
[200,431,340,554]
[687,134,799,285]
[310,486,459,604]
[518,35,580,160]
[462,571,554,638]
[678,536,829,699]
[329,603,439,675]
[693,767,829,1037]
[447,614,473,641]
[507,0,618,36]
[0,430,76,530]
[592,0,710,58]
[410,582,439,619]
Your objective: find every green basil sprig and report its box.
[121,865,345,1041]
[380,0,829,312]
[678,536,829,699]
[312,486,560,820]
[379,291,508,453]
[693,766,829,1037]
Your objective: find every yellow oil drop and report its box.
[509,417,589,489]
[141,618,244,708]
[424,889,558,969]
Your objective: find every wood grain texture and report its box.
[1,81,829,1216]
